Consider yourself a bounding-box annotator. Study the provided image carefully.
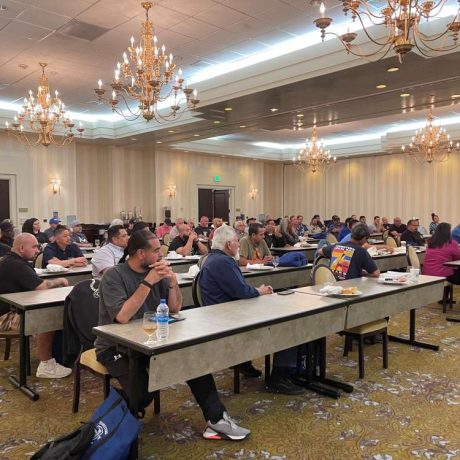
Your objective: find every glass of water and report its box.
[94,239,100,248]
[272,256,280,268]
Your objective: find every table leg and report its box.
[389,308,439,351]
[8,311,39,401]
[128,349,139,460]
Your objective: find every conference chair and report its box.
[192,271,271,392]
[163,233,171,246]
[312,265,388,379]
[67,280,160,414]
[326,233,338,244]
[33,251,43,269]
[385,236,397,248]
[382,230,389,242]
[160,244,169,257]
[407,246,420,269]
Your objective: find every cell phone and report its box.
[277,289,295,295]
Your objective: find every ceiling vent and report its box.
[190,60,213,68]
[58,19,109,41]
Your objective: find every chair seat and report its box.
[345,319,388,335]
[80,348,109,374]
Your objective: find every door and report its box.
[213,189,230,223]
[198,189,214,220]
[0,179,10,221]
[198,188,230,223]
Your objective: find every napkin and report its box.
[392,247,407,254]
[166,251,183,259]
[184,255,201,260]
[378,271,408,282]
[367,246,378,256]
[319,285,343,295]
[34,268,46,275]
[46,264,69,272]
[246,263,265,269]
[187,264,200,278]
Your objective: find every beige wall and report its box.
[283,153,460,228]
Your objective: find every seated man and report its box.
[95,231,249,440]
[195,216,210,236]
[388,217,407,238]
[70,220,89,245]
[234,220,247,241]
[155,218,172,239]
[401,219,424,246]
[0,233,71,378]
[168,224,208,256]
[208,218,224,241]
[0,221,15,247]
[320,224,380,280]
[169,217,185,240]
[200,225,304,395]
[92,225,128,279]
[42,225,88,268]
[239,223,272,266]
[339,219,359,243]
[44,217,61,243]
[296,215,308,237]
[264,219,286,248]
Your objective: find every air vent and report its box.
[190,60,213,68]
[58,19,109,41]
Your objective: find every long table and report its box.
[0,265,311,400]
[93,275,444,453]
[271,245,318,261]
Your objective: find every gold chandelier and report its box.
[314,0,460,63]
[95,1,199,122]
[293,126,337,173]
[401,109,459,162]
[5,63,84,147]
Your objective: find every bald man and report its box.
[0,233,72,378]
[168,224,208,256]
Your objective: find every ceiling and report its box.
[0,0,459,160]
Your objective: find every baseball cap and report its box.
[49,217,61,224]
[71,220,82,227]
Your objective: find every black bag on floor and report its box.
[31,421,95,460]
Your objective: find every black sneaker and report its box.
[267,376,305,395]
[236,362,262,378]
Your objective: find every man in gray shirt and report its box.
[95,231,250,441]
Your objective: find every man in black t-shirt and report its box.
[42,225,87,268]
[195,216,210,236]
[168,224,208,256]
[95,231,250,441]
[400,219,425,246]
[320,224,380,280]
[0,233,71,378]
[388,217,407,238]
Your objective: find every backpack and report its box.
[31,422,95,460]
[279,252,307,267]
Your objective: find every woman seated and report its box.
[429,213,439,235]
[422,222,460,284]
[281,218,299,246]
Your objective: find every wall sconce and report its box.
[168,184,176,198]
[51,178,61,195]
[249,187,258,200]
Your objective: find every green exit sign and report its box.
[213,175,221,183]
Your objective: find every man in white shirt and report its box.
[169,217,185,240]
[92,225,129,279]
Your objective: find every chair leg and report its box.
[358,336,365,379]
[343,335,350,357]
[103,374,110,398]
[233,366,240,394]
[72,361,81,414]
[4,338,11,361]
[264,355,271,387]
[449,285,454,309]
[26,336,31,376]
[382,330,388,370]
[153,390,161,415]
[442,286,449,313]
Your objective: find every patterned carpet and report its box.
[1,299,460,459]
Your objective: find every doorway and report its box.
[0,175,17,223]
[198,187,231,223]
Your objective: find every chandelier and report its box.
[314,0,460,63]
[4,63,84,147]
[293,126,337,173]
[95,1,199,122]
[401,109,460,163]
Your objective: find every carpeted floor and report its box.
[1,300,460,459]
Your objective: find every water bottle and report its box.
[156,298,169,341]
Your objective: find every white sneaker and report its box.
[36,359,72,379]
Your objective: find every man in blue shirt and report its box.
[452,223,460,243]
[338,217,355,242]
[199,225,305,395]
[42,225,87,268]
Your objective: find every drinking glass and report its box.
[143,312,157,345]
[94,239,100,248]
[272,256,280,268]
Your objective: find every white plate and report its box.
[181,275,195,280]
[184,255,200,260]
[378,279,409,285]
[247,265,275,271]
[331,290,362,297]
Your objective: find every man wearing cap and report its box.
[44,217,61,243]
[70,220,89,245]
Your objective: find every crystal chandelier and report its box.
[95,1,199,122]
[4,63,84,147]
[401,109,459,163]
[314,0,460,63]
[293,126,337,173]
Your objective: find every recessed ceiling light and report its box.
[224,107,232,111]
[239,125,247,128]
[131,138,137,141]
[0,5,7,11]
[400,93,411,97]
[167,130,175,133]
[387,66,399,72]
[156,141,162,144]
[253,158,258,161]
[452,94,460,99]
[270,108,279,112]
[220,155,226,158]
[296,114,304,118]
[213,120,221,124]
[376,84,387,89]
[193,134,200,137]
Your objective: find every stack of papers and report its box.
[166,251,183,260]
[319,285,343,295]
[45,264,69,273]
[186,264,200,278]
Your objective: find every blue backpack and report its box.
[83,387,141,460]
[279,252,307,267]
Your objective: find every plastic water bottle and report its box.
[156,298,169,341]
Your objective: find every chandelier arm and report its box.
[416,23,460,43]
[347,11,394,45]
[334,35,393,60]
[414,32,460,54]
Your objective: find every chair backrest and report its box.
[407,245,420,269]
[192,271,203,307]
[326,233,338,244]
[163,233,171,246]
[160,244,169,257]
[312,265,337,285]
[34,251,43,268]
[315,257,330,267]
[382,230,389,241]
[386,236,397,248]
